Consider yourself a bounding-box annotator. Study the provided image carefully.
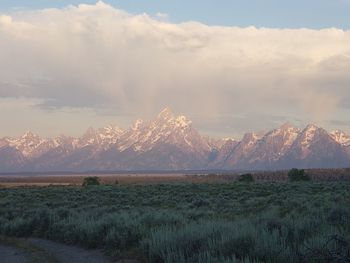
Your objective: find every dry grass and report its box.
[0,168,349,188]
[253,168,350,182]
[0,174,189,187]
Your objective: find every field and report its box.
[1,173,350,262]
[1,168,350,187]
[0,174,190,188]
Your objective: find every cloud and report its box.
[155,12,169,21]
[0,1,350,136]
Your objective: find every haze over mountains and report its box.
[0,108,349,172]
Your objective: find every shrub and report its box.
[288,169,311,182]
[299,234,350,262]
[238,173,254,183]
[327,208,350,226]
[82,177,101,186]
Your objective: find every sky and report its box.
[1,0,350,29]
[0,1,350,138]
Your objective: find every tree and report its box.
[82,176,101,186]
[238,173,254,183]
[288,168,311,182]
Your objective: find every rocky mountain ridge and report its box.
[1,108,349,172]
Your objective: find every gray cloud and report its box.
[0,1,350,137]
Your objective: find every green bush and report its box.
[238,173,254,183]
[288,169,311,182]
[82,176,101,186]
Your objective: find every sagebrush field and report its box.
[1,180,350,262]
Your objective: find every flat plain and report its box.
[0,171,350,262]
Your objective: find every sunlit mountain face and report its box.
[0,108,349,172]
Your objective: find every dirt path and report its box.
[0,244,27,263]
[28,238,113,263]
[1,236,117,263]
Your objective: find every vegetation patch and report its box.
[288,168,311,182]
[1,181,350,262]
[82,176,101,186]
[237,173,254,183]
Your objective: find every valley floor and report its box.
[1,179,350,262]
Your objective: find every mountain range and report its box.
[1,108,350,172]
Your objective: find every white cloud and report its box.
[155,12,169,21]
[0,1,350,136]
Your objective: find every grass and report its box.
[0,181,350,262]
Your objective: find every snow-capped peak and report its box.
[242,132,260,145]
[97,125,123,145]
[157,107,174,120]
[1,112,350,171]
[298,124,321,149]
[77,125,124,148]
[115,108,207,153]
[175,115,192,128]
[6,131,49,157]
[21,131,39,139]
[305,123,319,131]
[280,122,297,130]
[330,130,350,147]
[132,119,144,130]
[100,125,123,134]
[268,123,299,136]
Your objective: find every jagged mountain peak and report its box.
[98,125,124,144]
[304,123,320,131]
[152,108,192,130]
[21,130,40,139]
[298,124,322,143]
[100,124,123,134]
[280,123,335,162]
[331,129,346,135]
[262,123,300,144]
[279,122,298,131]
[0,115,349,171]
[132,119,144,130]
[78,125,124,148]
[242,132,260,142]
[157,107,174,120]
[103,124,118,130]
[53,134,73,143]
[266,123,299,137]
[115,108,208,155]
[330,130,350,146]
[55,134,75,141]
[330,129,349,138]
[174,115,192,128]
